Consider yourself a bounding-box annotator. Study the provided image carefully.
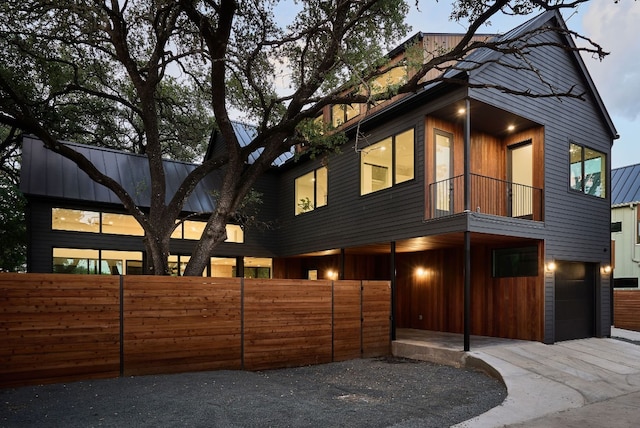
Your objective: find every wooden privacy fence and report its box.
[614,289,640,332]
[0,274,391,388]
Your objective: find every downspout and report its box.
[464,98,471,352]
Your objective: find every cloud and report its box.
[582,1,640,121]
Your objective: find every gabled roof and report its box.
[20,135,220,213]
[355,10,617,141]
[464,9,617,140]
[612,164,640,205]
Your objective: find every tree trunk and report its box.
[143,234,171,275]
[182,212,228,276]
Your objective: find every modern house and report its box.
[611,164,640,288]
[20,10,617,345]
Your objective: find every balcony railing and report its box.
[429,174,543,221]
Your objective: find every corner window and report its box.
[569,142,606,198]
[361,128,414,195]
[295,166,328,215]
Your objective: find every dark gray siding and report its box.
[276,111,427,256]
[25,196,277,273]
[470,29,614,339]
[471,29,612,263]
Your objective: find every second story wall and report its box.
[469,24,614,264]
[276,108,428,256]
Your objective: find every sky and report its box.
[271,1,639,169]
[399,0,640,169]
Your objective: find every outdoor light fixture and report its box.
[545,261,557,272]
[458,108,466,115]
[416,267,427,277]
[327,270,338,280]
[507,124,515,131]
[601,265,612,274]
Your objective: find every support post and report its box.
[464,98,471,352]
[390,241,397,341]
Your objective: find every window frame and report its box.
[492,246,539,278]
[569,141,607,198]
[294,166,328,215]
[360,127,415,196]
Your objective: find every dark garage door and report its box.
[555,262,595,342]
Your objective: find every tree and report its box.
[0,0,606,275]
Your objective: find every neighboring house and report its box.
[20,10,617,344]
[611,164,640,288]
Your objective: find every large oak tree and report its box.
[0,0,605,275]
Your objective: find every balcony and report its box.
[429,174,543,221]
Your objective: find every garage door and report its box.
[555,262,595,342]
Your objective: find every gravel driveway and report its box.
[1,357,506,428]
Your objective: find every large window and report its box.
[52,208,143,235]
[361,128,414,195]
[53,248,143,275]
[569,142,606,198]
[53,208,243,243]
[295,166,328,215]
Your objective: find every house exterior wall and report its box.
[24,193,279,274]
[612,204,640,284]
[469,25,613,341]
[276,108,427,256]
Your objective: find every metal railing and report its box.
[429,174,543,220]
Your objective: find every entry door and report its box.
[434,130,453,215]
[508,142,533,218]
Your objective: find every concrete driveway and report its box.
[454,328,640,427]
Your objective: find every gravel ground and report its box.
[1,357,506,428]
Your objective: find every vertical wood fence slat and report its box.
[1,274,391,387]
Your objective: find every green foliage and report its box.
[0,0,212,162]
[0,173,26,272]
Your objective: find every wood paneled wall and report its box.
[424,116,544,220]
[273,254,391,280]
[395,243,545,341]
[0,274,390,388]
[613,289,640,332]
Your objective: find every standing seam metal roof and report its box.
[19,135,222,213]
[612,164,640,205]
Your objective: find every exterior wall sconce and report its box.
[545,261,557,272]
[415,267,428,277]
[326,270,338,280]
[601,265,612,275]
